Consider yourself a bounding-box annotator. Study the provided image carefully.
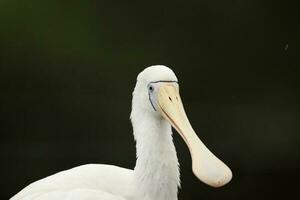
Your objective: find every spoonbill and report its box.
[11,65,232,200]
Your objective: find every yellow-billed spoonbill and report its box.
[11,65,232,200]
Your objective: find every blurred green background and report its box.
[0,0,298,199]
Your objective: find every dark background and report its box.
[0,0,299,199]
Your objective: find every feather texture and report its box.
[11,65,182,200]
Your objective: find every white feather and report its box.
[11,164,134,200]
[11,65,181,200]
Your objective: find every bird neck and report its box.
[132,112,180,200]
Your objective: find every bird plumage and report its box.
[12,65,180,200]
[12,164,134,200]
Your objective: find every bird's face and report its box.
[147,80,179,112]
[133,65,232,187]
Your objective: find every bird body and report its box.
[12,164,134,200]
[11,65,232,200]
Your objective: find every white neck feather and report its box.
[131,112,180,200]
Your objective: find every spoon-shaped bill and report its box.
[157,85,232,187]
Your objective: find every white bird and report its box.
[11,65,232,200]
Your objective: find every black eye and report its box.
[149,86,154,92]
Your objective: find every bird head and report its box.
[131,65,232,188]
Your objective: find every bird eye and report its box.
[149,85,154,92]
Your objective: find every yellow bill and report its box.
[157,84,232,187]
